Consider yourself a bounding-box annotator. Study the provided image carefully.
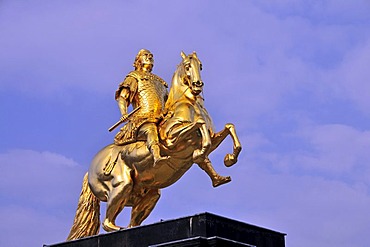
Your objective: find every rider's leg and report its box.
[103,162,133,232]
[198,158,231,187]
[129,189,161,227]
[139,123,168,167]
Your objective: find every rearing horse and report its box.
[67,51,242,240]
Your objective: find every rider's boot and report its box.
[151,144,168,167]
[198,158,231,187]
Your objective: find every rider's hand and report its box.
[120,114,128,122]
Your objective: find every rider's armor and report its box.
[114,70,168,145]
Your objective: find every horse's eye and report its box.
[185,65,191,71]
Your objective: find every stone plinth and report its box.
[44,212,286,247]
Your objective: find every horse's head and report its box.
[166,51,204,111]
[179,51,204,96]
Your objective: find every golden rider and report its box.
[114,49,169,166]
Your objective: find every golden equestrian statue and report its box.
[67,50,242,240]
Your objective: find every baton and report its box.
[108,106,141,132]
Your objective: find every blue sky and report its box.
[1,1,370,246]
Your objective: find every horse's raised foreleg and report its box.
[102,160,133,232]
[210,123,242,167]
[197,158,231,187]
[128,189,161,227]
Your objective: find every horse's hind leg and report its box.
[128,189,160,228]
[198,158,231,187]
[103,163,133,232]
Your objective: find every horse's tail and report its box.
[67,172,100,241]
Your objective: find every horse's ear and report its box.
[192,51,198,58]
[180,51,186,59]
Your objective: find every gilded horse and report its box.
[67,52,242,240]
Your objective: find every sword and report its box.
[108,106,141,132]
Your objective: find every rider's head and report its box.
[134,49,154,72]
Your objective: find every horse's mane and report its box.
[165,62,187,111]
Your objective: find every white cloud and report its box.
[246,123,370,189]
[252,0,370,25]
[241,167,370,247]
[0,150,84,203]
[0,205,71,246]
[328,40,370,115]
[292,124,370,184]
[0,149,86,206]
[0,149,86,245]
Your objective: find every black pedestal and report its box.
[45,212,286,247]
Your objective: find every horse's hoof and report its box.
[224,154,237,167]
[212,176,231,187]
[102,219,121,232]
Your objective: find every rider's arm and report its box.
[116,76,137,116]
[118,88,129,116]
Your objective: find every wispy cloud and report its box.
[0,149,85,245]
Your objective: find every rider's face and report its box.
[140,52,154,68]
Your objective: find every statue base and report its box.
[44,212,286,247]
